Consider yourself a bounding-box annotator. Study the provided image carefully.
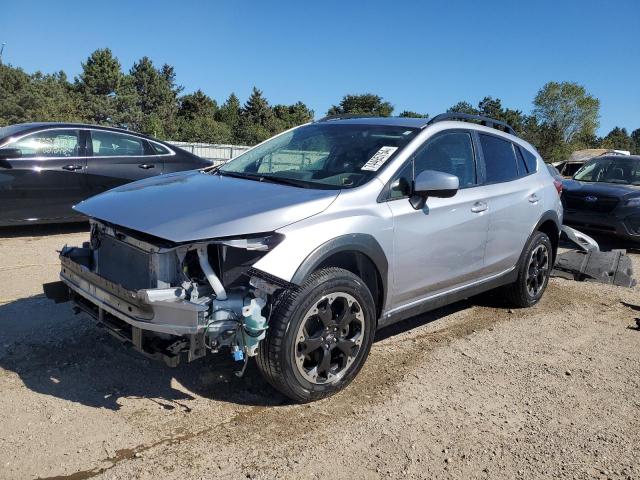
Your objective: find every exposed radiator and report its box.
[95,235,152,291]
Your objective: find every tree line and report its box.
[1,48,638,162]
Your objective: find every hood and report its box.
[74,171,339,242]
[562,179,640,199]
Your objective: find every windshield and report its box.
[218,123,419,189]
[573,156,640,185]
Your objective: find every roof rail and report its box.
[427,113,516,136]
[316,114,381,122]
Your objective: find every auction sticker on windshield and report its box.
[361,146,398,171]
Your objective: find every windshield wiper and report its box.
[216,170,261,182]
[217,170,309,188]
[255,174,311,188]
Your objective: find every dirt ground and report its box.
[0,225,639,480]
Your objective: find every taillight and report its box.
[553,179,563,195]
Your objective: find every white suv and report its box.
[56,113,563,402]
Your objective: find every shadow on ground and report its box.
[0,291,476,410]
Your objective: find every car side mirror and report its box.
[0,148,22,160]
[409,170,459,210]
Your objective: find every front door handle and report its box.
[62,164,83,171]
[471,201,488,213]
[528,194,540,204]
[138,163,155,170]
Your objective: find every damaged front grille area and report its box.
[90,222,182,291]
[59,220,287,370]
[95,234,152,290]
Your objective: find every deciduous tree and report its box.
[533,81,599,143]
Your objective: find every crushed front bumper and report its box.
[59,247,209,365]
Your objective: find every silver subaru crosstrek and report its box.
[55,113,563,402]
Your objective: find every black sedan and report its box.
[0,123,212,226]
[562,155,640,243]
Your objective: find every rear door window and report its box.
[479,134,518,183]
[91,130,146,157]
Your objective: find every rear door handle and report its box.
[471,201,488,213]
[138,163,155,170]
[62,164,83,171]
[528,194,540,204]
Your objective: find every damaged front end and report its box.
[57,220,289,370]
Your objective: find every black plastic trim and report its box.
[535,210,561,234]
[291,234,389,308]
[428,113,516,136]
[380,268,517,328]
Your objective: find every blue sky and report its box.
[1,0,638,135]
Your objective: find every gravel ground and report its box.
[0,225,639,480]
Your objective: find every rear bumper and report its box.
[563,210,640,242]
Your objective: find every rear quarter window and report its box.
[151,142,170,155]
[519,146,538,173]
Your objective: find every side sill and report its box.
[378,267,516,328]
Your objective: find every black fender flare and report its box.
[517,209,561,269]
[291,233,389,308]
[534,209,562,235]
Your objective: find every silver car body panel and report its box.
[385,186,491,305]
[482,175,545,272]
[73,170,339,242]
[253,176,394,293]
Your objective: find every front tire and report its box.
[504,231,553,308]
[256,267,376,403]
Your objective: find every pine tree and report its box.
[447,101,478,115]
[398,111,428,118]
[216,93,241,129]
[178,90,217,119]
[631,129,640,154]
[601,127,633,151]
[238,87,277,144]
[78,48,121,96]
[128,57,181,137]
[273,101,314,129]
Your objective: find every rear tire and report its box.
[504,231,553,308]
[256,267,376,403]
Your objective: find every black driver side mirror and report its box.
[409,170,459,210]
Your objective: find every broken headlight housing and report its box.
[217,232,285,251]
